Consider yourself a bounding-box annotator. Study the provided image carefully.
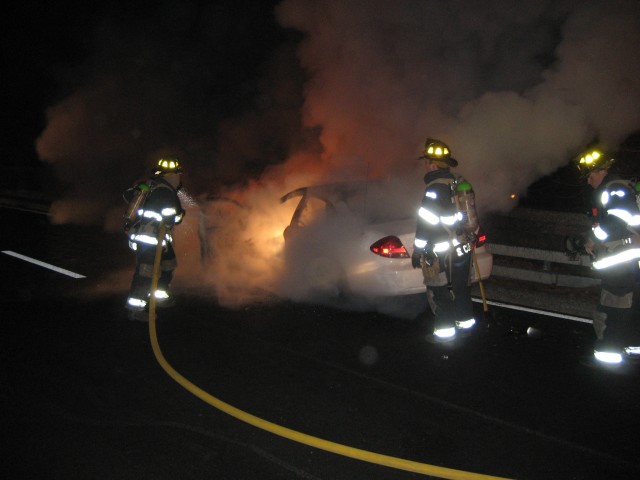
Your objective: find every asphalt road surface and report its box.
[2,208,640,480]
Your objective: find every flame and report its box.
[172,153,326,306]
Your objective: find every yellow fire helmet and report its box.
[575,147,614,177]
[153,157,183,176]
[418,138,458,167]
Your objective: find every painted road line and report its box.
[472,297,591,324]
[2,250,86,279]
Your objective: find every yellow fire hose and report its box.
[147,223,511,480]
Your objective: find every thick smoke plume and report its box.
[35,0,640,308]
[275,0,640,210]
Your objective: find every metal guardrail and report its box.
[488,243,600,288]
[1,193,600,317]
[0,189,51,214]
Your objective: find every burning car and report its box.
[278,181,492,302]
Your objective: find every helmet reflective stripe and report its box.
[155,157,183,175]
[414,238,427,249]
[428,146,448,157]
[592,248,640,270]
[455,318,476,329]
[154,290,170,299]
[161,207,177,216]
[425,191,437,199]
[607,208,640,226]
[418,207,440,225]
[434,327,456,338]
[425,141,450,158]
[577,149,604,172]
[575,147,614,175]
[594,350,622,364]
[158,159,180,170]
[600,191,609,205]
[579,150,601,167]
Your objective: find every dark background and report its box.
[3,0,640,212]
[2,205,640,480]
[2,0,291,193]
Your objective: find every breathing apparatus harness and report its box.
[123,181,151,231]
[123,178,182,252]
[419,174,480,285]
[427,174,479,245]
[565,177,640,267]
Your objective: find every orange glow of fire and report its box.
[172,152,328,306]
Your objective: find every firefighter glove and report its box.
[467,232,478,245]
[423,249,437,267]
[411,249,423,269]
[564,234,589,260]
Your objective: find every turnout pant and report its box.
[594,261,638,354]
[126,241,177,310]
[428,251,474,332]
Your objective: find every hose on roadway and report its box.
[148,222,513,480]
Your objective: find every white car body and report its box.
[280,182,492,299]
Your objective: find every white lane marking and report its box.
[2,250,86,279]
[472,297,592,324]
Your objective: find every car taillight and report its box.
[370,236,410,258]
[475,227,487,248]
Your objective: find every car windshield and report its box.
[281,179,417,224]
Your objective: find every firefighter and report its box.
[411,139,476,342]
[570,147,640,365]
[124,157,185,321]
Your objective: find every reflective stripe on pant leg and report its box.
[596,304,630,356]
[126,296,147,310]
[450,252,474,327]
[430,285,455,333]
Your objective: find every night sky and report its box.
[3,0,640,222]
[2,0,295,191]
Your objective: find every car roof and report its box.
[279,181,368,205]
[280,180,415,224]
